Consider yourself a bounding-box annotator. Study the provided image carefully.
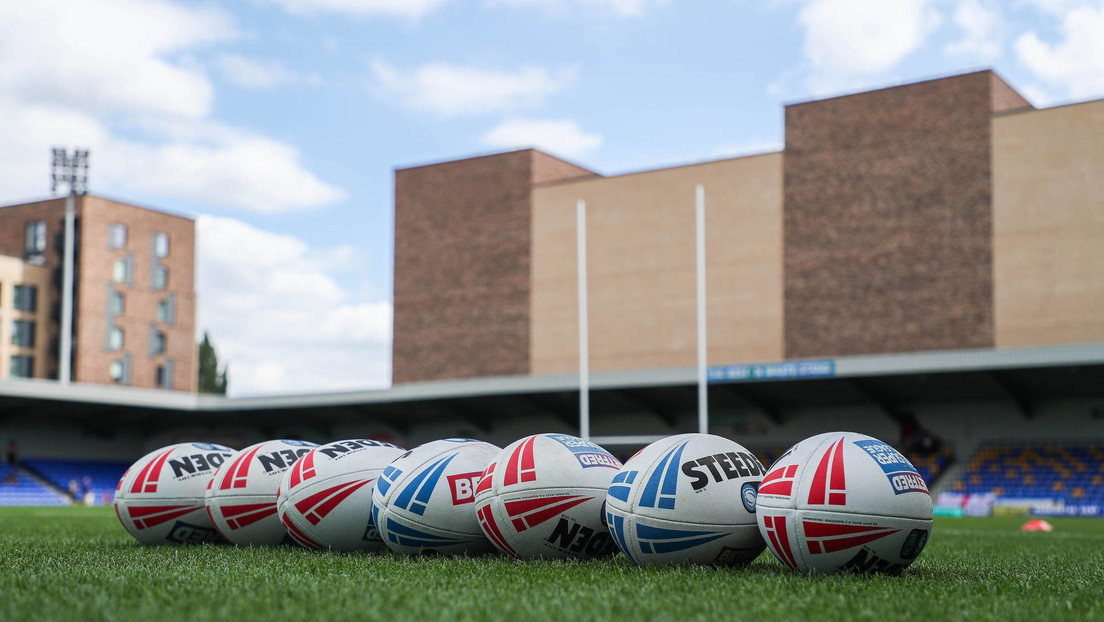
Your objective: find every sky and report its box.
[1,0,1101,396]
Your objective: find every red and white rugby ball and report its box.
[474,433,622,560]
[756,431,933,574]
[605,433,767,566]
[373,438,500,556]
[114,442,238,545]
[277,438,404,551]
[205,439,318,546]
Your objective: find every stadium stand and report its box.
[950,443,1104,511]
[0,463,69,506]
[21,458,130,506]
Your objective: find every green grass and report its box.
[1,508,1102,622]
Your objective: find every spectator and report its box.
[6,439,17,465]
[81,476,94,506]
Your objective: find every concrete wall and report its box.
[783,71,998,358]
[993,100,1104,347]
[531,153,784,374]
[0,257,52,378]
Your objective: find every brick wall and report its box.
[392,149,594,383]
[75,196,196,391]
[783,71,998,358]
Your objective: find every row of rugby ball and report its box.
[114,431,933,574]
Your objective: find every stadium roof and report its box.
[4,343,1104,439]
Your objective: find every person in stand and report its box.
[6,439,17,466]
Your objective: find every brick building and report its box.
[392,70,1104,384]
[0,194,196,391]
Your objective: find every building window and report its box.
[156,360,174,390]
[110,290,125,315]
[11,320,35,348]
[153,266,168,291]
[108,326,123,351]
[13,285,37,313]
[113,258,128,283]
[154,232,169,257]
[109,223,127,249]
[25,221,46,254]
[150,327,166,356]
[109,360,124,383]
[109,355,130,385]
[10,356,34,378]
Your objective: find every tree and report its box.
[197,332,228,395]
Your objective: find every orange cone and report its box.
[1022,519,1053,532]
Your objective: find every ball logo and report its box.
[547,434,621,470]
[448,472,482,505]
[545,516,617,556]
[475,463,494,496]
[219,502,278,529]
[761,515,798,571]
[391,454,455,516]
[130,448,175,494]
[476,504,517,557]
[807,438,847,506]
[220,446,262,490]
[681,450,764,492]
[900,528,929,560]
[801,520,899,555]
[639,441,687,509]
[128,504,203,529]
[295,479,374,525]
[635,523,727,555]
[759,464,798,497]
[288,450,318,489]
[853,440,929,495]
[504,495,592,532]
[741,482,758,513]
[504,437,538,486]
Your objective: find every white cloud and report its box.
[258,0,451,19]
[481,118,603,158]
[1019,0,1096,18]
[945,0,1001,61]
[370,60,575,117]
[1015,3,1104,100]
[218,55,321,89]
[797,0,942,93]
[489,0,656,17]
[0,2,344,212]
[196,216,392,396]
[0,0,234,119]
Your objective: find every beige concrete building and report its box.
[0,195,197,391]
[392,70,1104,384]
[0,255,52,379]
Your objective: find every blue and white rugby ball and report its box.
[373,438,500,555]
[605,433,767,566]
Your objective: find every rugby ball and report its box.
[277,438,405,551]
[605,433,767,566]
[374,438,500,556]
[114,442,238,545]
[474,433,622,560]
[756,431,933,574]
[205,439,318,546]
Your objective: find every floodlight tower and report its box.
[51,147,89,385]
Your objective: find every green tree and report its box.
[197,332,228,395]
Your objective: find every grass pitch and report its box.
[1,507,1102,622]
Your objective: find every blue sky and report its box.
[1,0,1101,395]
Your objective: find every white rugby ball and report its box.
[373,438,500,556]
[474,433,622,560]
[605,433,767,566]
[277,438,405,551]
[114,442,238,545]
[756,431,934,574]
[205,439,318,546]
